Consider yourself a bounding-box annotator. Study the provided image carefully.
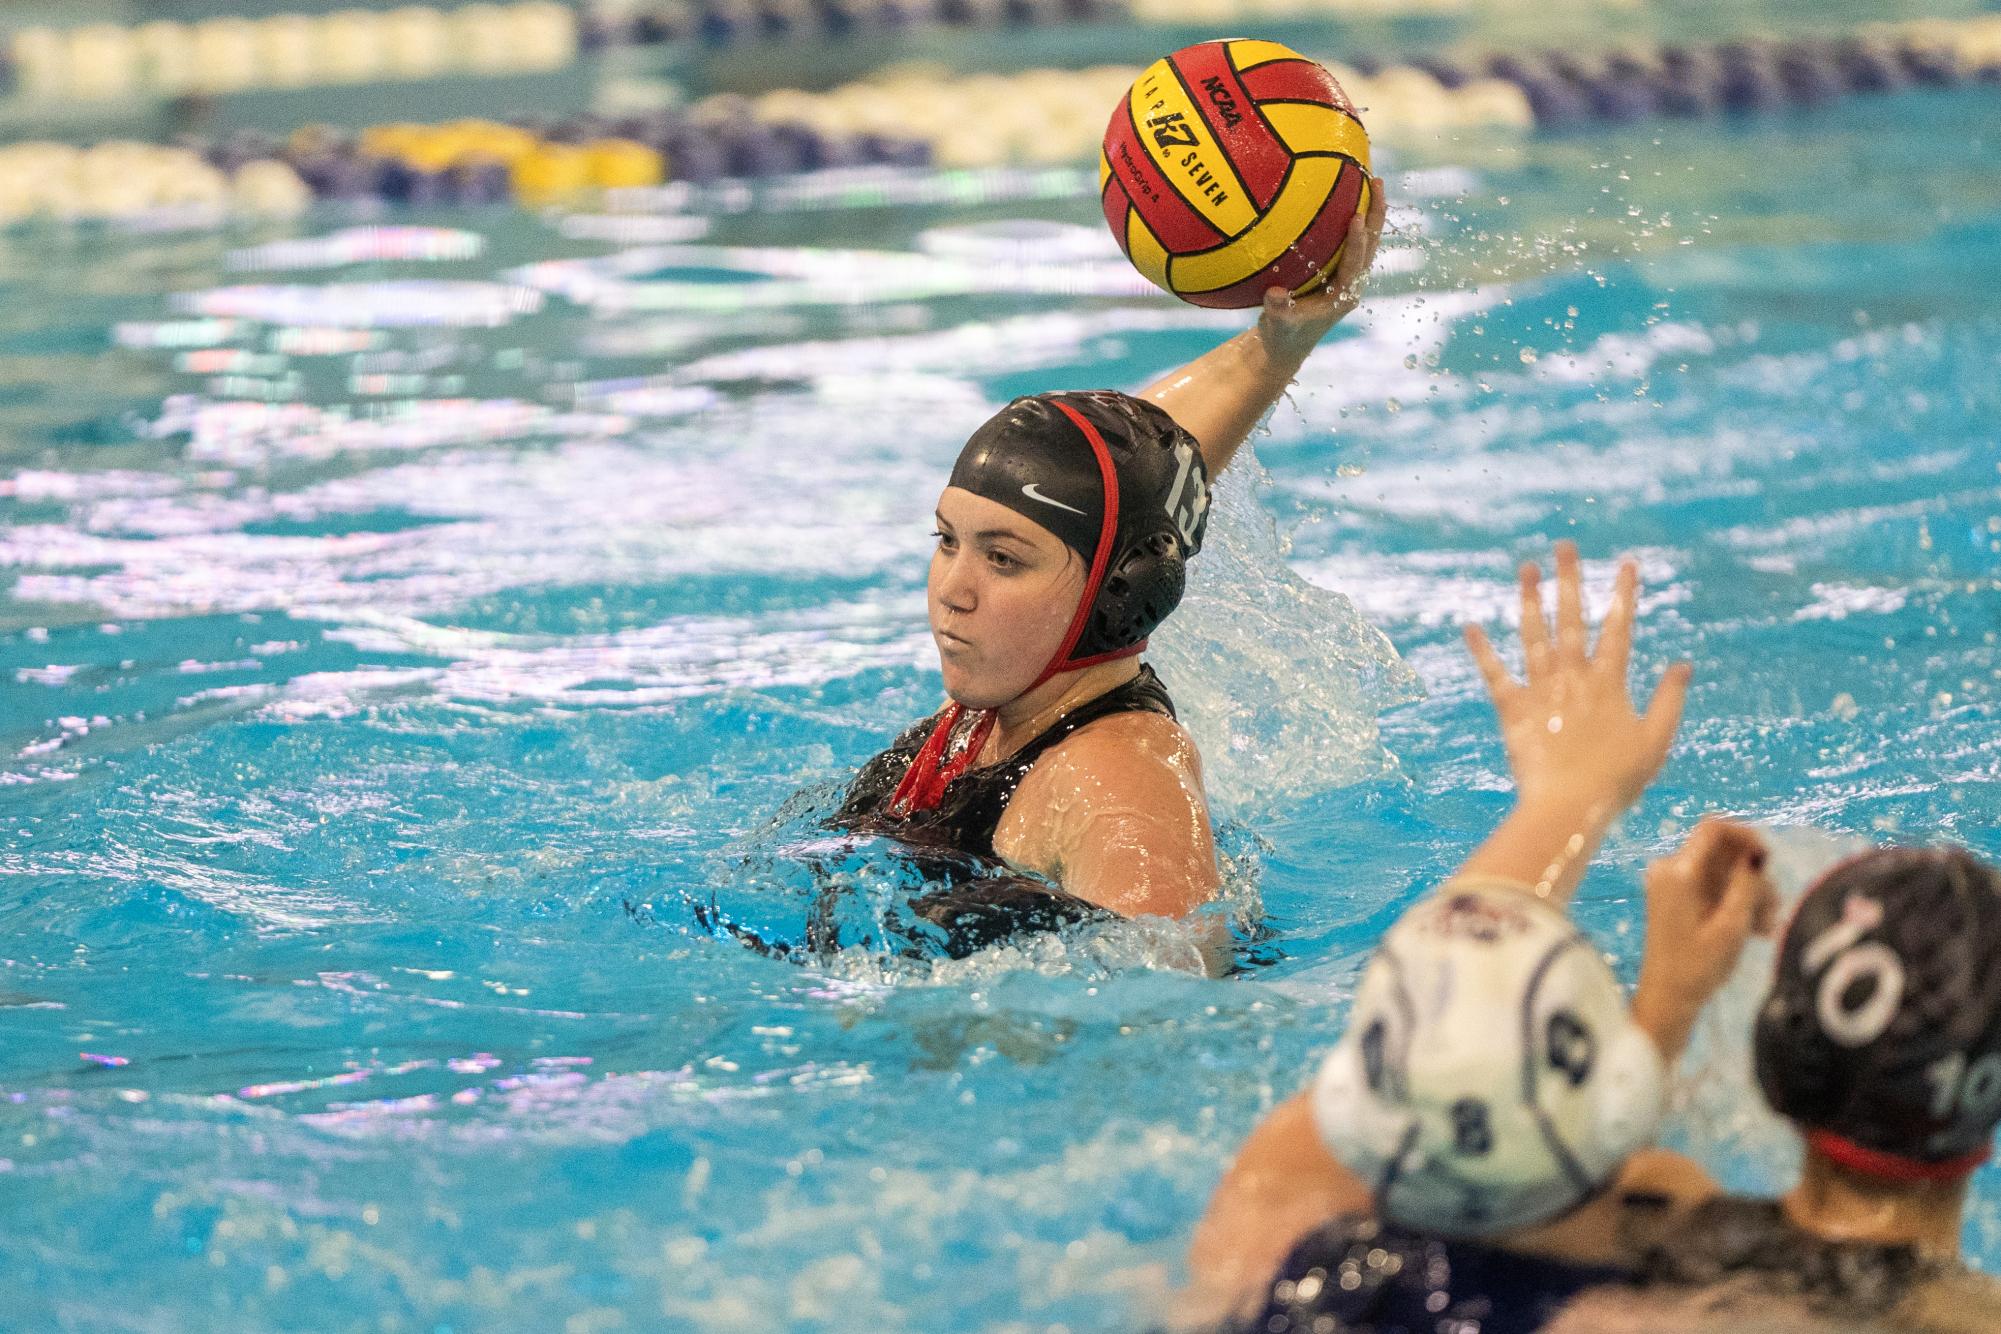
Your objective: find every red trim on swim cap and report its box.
[1029,401,1122,690]
[1806,1130,1992,1185]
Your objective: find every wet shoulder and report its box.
[1548,1240,2001,1334]
[1634,1196,1930,1313]
[1546,1281,1890,1334]
[1549,1194,1983,1334]
[1894,1268,2001,1334]
[1042,705,1198,769]
[1005,708,1204,824]
[1548,1271,2001,1334]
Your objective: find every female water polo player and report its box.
[825,183,1390,957]
[1545,839,2001,1333]
[1184,543,1776,1329]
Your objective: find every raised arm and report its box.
[1456,543,1692,905]
[1463,547,1772,1060]
[1143,180,1388,479]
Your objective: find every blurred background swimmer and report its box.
[1546,842,2001,1334]
[741,182,1391,966]
[1182,543,1775,1330]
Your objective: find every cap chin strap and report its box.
[1026,401,1127,691]
[888,401,1131,818]
[1806,1129,1992,1184]
[1050,640,1145,676]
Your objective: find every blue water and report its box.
[3,86,1999,1329]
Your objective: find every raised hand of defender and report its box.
[1634,819,1778,1058]
[1256,176,1389,365]
[1464,541,1693,813]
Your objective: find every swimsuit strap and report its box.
[988,664,1177,782]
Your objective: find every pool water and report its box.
[3,85,2000,1330]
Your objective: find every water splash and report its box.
[1151,453,1421,815]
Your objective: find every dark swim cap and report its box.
[1755,846,2001,1178]
[947,390,1210,677]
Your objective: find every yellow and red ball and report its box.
[1101,39,1372,309]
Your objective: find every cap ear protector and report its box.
[1520,944,1664,1192]
[1754,846,2001,1178]
[1311,946,1422,1192]
[1088,528,1188,663]
[1312,883,1665,1237]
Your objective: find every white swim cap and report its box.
[1312,881,1665,1237]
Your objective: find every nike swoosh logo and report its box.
[1021,483,1085,515]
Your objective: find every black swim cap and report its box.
[947,390,1209,677]
[1754,846,2001,1178]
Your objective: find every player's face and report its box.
[928,487,1085,709]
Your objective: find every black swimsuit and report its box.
[825,666,1178,955]
[1239,1196,1949,1334]
[1233,1213,1633,1334]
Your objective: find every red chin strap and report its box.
[885,702,995,818]
[1806,1129,1992,1184]
[888,400,1132,818]
[1026,400,1129,691]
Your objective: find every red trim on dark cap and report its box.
[1030,401,1122,690]
[1807,1129,1991,1184]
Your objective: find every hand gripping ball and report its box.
[1101,39,1372,309]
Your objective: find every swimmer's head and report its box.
[931,392,1209,706]
[1313,882,1666,1238]
[1755,846,2001,1181]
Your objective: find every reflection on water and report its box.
[3,86,2000,1328]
